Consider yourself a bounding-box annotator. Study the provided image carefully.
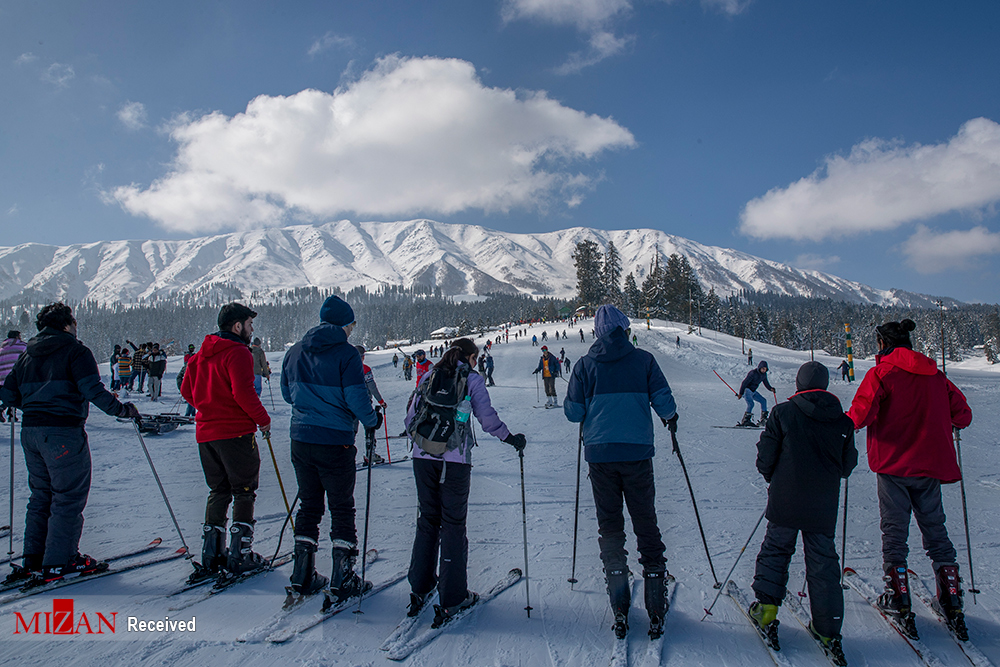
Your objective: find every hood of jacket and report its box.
[587,327,634,364]
[789,389,845,423]
[876,347,938,376]
[301,322,349,354]
[198,331,250,359]
[25,327,76,359]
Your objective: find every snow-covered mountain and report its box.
[0,219,954,307]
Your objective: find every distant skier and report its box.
[414,349,432,386]
[676,336,680,348]
[564,304,677,640]
[484,352,495,386]
[563,356,571,373]
[542,331,548,341]
[737,361,775,427]
[748,361,857,662]
[392,353,399,368]
[748,348,753,366]
[251,337,270,396]
[837,359,850,382]
[846,319,973,639]
[110,344,121,390]
[632,334,638,347]
[146,343,167,401]
[402,354,413,381]
[579,330,585,342]
[356,345,387,465]
[533,345,561,408]
[532,335,538,347]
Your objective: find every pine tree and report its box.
[623,272,642,318]
[602,241,623,307]
[572,240,604,307]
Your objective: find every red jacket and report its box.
[415,359,432,386]
[846,347,972,482]
[181,333,270,443]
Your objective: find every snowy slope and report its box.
[2,321,998,665]
[0,219,956,307]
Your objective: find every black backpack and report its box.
[406,364,471,458]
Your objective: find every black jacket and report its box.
[0,327,125,427]
[739,367,774,396]
[756,389,857,535]
[147,351,167,378]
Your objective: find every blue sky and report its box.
[2,0,999,303]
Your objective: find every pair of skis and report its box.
[608,575,677,667]
[355,455,411,471]
[166,551,294,611]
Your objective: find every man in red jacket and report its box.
[181,303,271,581]
[847,318,973,639]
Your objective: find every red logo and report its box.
[13,599,116,635]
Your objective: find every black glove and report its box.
[503,433,527,452]
[532,369,539,374]
[373,410,384,431]
[736,394,742,400]
[666,413,678,434]
[0,409,5,423]
[119,402,141,420]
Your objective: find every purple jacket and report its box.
[0,338,27,382]
[405,362,511,465]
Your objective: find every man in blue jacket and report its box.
[564,304,677,640]
[281,295,382,605]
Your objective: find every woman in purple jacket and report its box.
[403,338,526,625]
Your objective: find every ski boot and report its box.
[738,412,755,427]
[188,524,228,584]
[644,569,669,639]
[3,554,42,585]
[431,591,478,628]
[33,553,108,586]
[808,622,847,666]
[285,536,328,606]
[226,522,267,576]
[748,600,781,650]
[935,563,968,641]
[323,541,371,610]
[758,410,769,426]
[877,565,918,639]
[408,590,433,617]
[606,566,631,639]
[363,452,385,466]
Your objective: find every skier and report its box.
[0,330,27,384]
[403,353,413,381]
[532,335,538,347]
[737,361,775,427]
[0,303,140,584]
[563,355,571,373]
[110,344,121,391]
[532,345,562,407]
[414,349,432,386]
[281,296,382,602]
[251,337,270,396]
[580,329,585,342]
[837,360,850,382]
[632,333,638,347]
[564,304,677,639]
[146,343,167,401]
[542,331,548,341]
[356,344,387,466]
[404,338,526,626]
[748,348,753,366]
[393,353,399,369]
[484,352,495,386]
[748,361,857,661]
[846,319,973,639]
[117,348,133,395]
[181,303,272,581]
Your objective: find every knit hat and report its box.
[594,305,630,339]
[876,319,916,349]
[795,361,829,392]
[6,330,20,340]
[320,295,355,326]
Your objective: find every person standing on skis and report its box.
[181,303,272,582]
[564,304,677,640]
[738,361,775,427]
[414,349,432,386]
[356,344,387,465]
[532,345,561,408]
[846,319,973,639]
[281,297,382,603]
[748,361,857,661]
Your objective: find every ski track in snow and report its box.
[2,319,1000,665]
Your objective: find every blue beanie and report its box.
[594,304,630,339]
[320,295,355,326]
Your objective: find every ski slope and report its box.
[2,319,999,666]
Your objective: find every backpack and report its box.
[406,364,471,458]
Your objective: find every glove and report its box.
[119,402,142,420]
[665,414,678,433]
[373,410,384,431]
[0,409,5,423]
[503,433,527,452]
[378,400,387,409]
[532,369,539,374]
[736,394,742,400]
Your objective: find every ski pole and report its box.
[701,507,766,620]
[535,373,540,403]
[8,409,15,558]
[271,493,299,566]
[670,426,719,587]
[266,377,276,411]
[355,420,378,615]
[568,424,583,588]
[712,370,738,396]
[839,477,849,589]
[262,433,294,531]
[130,419,192,558]
[384,413,392,464]
[519,450,532,617]
[954,428,980,602]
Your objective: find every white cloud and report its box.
[117,101,148,130]
[901,225,1000,274]
[42,63,75,87]
[502,0,631,30]
[740,118,1000,242]
[553,30,633,75]
[108,55,636,234]
[6,204,18,216]
[792,254,841,271]
[699,0,751,16]
[308,32,355,58]
[14,52,37,66]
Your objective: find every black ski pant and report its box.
[543,376,557,398]
[752,522,844,638]
[21,426,92,568]
[199,434,260,526]
[290,439,358,545]
[877,473,957,569]
[486,368,494,386]
[408,458,472,609]
[588,459,666,574]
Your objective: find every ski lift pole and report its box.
[702,507,766,620]
[955,427,980,602]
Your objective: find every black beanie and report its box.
[876,318,916,349]
[796,361,829,392]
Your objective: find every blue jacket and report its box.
[534,352,561,377]
[281,323,378,446]
[564,327,676,463]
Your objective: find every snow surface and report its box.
[2,320,999,666]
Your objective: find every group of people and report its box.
[110,341,169,400]
[0,299,976,659]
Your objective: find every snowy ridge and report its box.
[0,220,954,307]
